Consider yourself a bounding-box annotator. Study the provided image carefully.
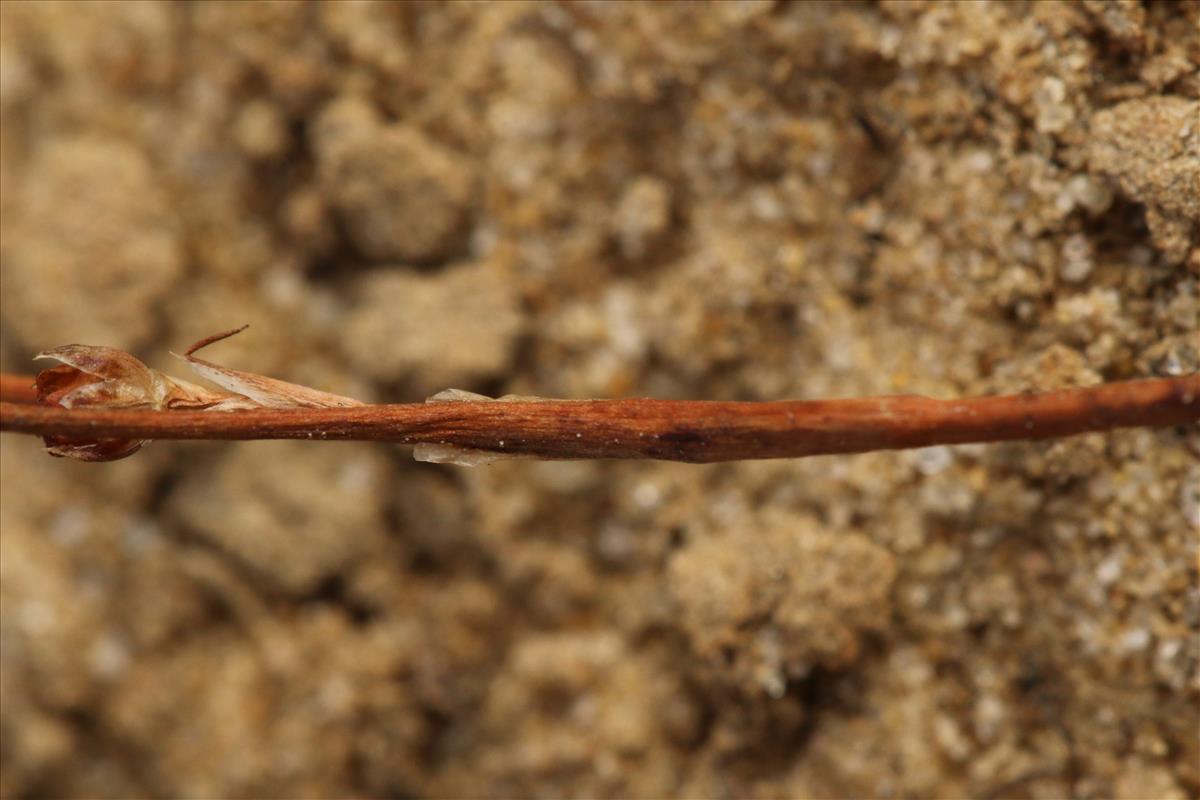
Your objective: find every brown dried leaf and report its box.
[35,345,165,408]
[32,326,364,461]
[35,345,246,411]
[43,436,147,462]
[180,326,364,409]
[33,344,240,461]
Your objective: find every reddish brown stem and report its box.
[0,373,38,405]
[1,374,1196,463]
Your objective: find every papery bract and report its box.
[179,325,364,409]
[32,327,365,461]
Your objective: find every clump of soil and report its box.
[1,3,1197,798]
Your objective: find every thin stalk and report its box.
[0,373,38,405]
[1,374,1196,463]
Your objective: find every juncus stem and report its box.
[0,373,38,405]
[1,373,1196,463]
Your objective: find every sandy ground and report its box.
[1,2,1197,798]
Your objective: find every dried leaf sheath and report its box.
[179,325,364,409]
[26,327,363,460]
[33,344,229,460]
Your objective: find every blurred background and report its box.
[1,2,1197,798]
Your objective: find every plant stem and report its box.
[1,374,1196,463]
[0,373,38,405]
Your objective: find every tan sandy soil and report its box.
[1,2,1197,798]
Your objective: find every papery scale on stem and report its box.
[32,326,363,461]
